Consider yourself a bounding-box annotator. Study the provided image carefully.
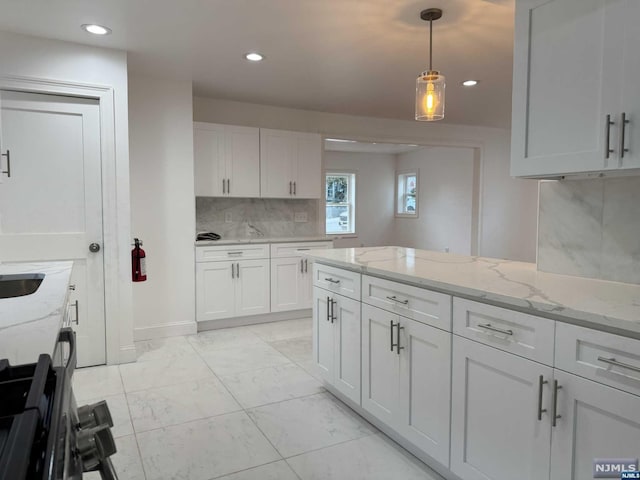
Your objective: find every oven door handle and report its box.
[58,327,77,377]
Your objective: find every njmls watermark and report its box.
[593,458,639,478]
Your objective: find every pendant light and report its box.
[415,8,445,121]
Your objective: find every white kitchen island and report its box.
[305,247,640,480]
[0,261,73,364]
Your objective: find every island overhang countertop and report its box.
[0,261,73,365]
[303,246,640,340]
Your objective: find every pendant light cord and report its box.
[429,18,433,71]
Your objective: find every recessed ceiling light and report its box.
[325,138,357,143]
[462,80,479,87]
[81,24,112,35]
[244,52,264,62]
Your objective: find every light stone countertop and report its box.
[304,246,640,339]
[0,261,73,364]
[195,235,334,246]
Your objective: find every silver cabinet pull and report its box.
[223,178,226,194]
[552,379,562,427]
[330,298,337,324]
[478,323,513,336]
[1,149,10,177]
[605,114,615,159]
[386,295,409,305]
[227,178,230,194]
[304,259,308,273]
[231,263,235,279]
[620,112,630,159]
[326,296,331,322]
[236,263,240,279]
[324,277,340,284]
[227,251,243,256]
[389,320,394,352]
[597,356,640,374]
[300,259,304,273]
[289,181,292,195]
[297,248,311,251]
[69,284,76,291]
[71,300,79,325]
[293,181,296,195]
[390,320,404,354]
[537,375,548,421]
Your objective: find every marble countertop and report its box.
[195,235,333,246]
[304,247,640,339]
[0,261,73,364]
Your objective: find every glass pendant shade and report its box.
[415,70,445,121]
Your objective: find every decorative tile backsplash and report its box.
[538,177,640,284]
[196,197,321,238]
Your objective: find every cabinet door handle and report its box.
[305,259,308,273]
[330,299,337,323]
[289,181,292,195]
[386,295,409,305]
[552,379,562,427]
[300,259,304,273]
[389,320,394,352]
[1,149,10,177]
[390,320,405,354]
[293,181,296,195]
[605,114,615,159]
[236,263,240,279]
[324,277,340,284]
[71,300,80,325]
[231,263,235,279]
[620,112,630,159]
[477,323,513,336]
[537,375,548,421]
[227,178,230,194]
[222,178,225,194]
[597,356,640,374]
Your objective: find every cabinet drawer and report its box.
[555,322,640,397]
[453,298,555,365]
[196,243,269,262]
[313,263,361,301]
[270,241,333,258]
[362,275,451,331]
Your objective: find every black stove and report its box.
[0,328,118,480]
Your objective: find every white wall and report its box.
[194,97,538,261]
[128,75,196,340]
[0,31,134,363]
[395,147,476,254]
[324,151,395,248]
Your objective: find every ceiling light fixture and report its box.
[462,80,478,87]
[244,52,264,62]
[415,8,445,122]
[81,24,112,35]
[325,138,357,143]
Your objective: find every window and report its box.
[325,172,356,234]
[396,171,419,217]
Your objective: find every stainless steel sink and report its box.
[0,273,45,299]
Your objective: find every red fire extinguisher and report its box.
[132,238,147,282]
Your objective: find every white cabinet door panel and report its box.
[294,133,322,198]
[361,304,401,426]
[271,257,303,312]
[550,369,640,480]
[226,126,260,197]
[235,259,270,317]
[619,0,640,170]
[451,336,552,480]
[196,261,235,321]
[193,123,225,196]
[333,295,361,405]
[313,288,334,383]
[260,129,294,198]
[399,319,451,466]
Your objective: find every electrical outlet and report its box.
[225,212,232,223]
[294,212,308,223]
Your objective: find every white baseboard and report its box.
[117,344,137,364]
[133,321,198,341]
[197,309,311,331]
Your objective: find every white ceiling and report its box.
[0,0,515,128]
[325,139,423,154]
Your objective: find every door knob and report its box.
[89,243,101,253]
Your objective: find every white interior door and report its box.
[0,90,105,367]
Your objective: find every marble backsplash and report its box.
[538,177,640,284]
[196,197,321,238]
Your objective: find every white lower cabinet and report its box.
[451,336,553,480]
[550,369,640,480]
[196,258,269,321]
[362,303,451,466]
[313,287,361,404]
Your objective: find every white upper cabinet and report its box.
[260,128,321,198]
[511,0,639,178]
[193,122,260,197]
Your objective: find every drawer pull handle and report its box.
[324,277,341,284]
[597,356,640,374]
[478,323,513,336]
[386,295,409,305]
[552,380,562,427]
[537,375,548,421]
[296,248,311,251]
[227,251,243,256]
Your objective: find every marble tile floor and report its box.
[76,318,443,480]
